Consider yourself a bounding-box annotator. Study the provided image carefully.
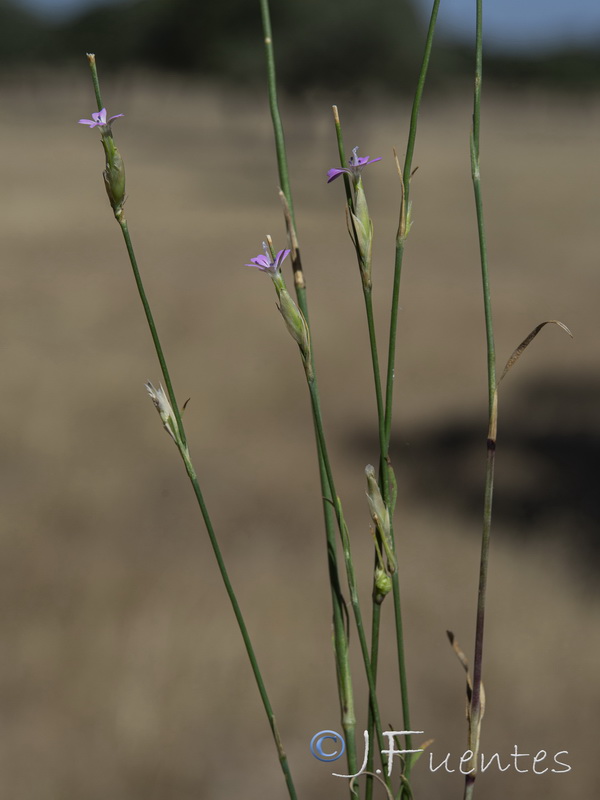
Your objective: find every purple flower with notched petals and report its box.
[78,108,124,129]
[327,146,382,184]
[246,243,290,277]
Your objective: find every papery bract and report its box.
[145,381,179,444]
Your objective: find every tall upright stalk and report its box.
[82,54,299,800]
[464,2,497,798]
[382,5,442,793]
[329,110,394,800]
[258,0,360,784]
[304,372,391,783]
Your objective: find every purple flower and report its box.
[327,146,382,184]
[246,243,290,277]
[78,108,124,129]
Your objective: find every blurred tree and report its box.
[1,0,599,92]
[33,0,424,93]
[0,0,46,62]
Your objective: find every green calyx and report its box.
[351,179,373,288]
[100,133,126,215]
[272,274,312,375]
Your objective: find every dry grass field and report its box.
[1,70,599,799]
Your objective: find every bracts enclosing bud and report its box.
[327,147,380,290]
[101,135,126,216]
[273,278,312,379]
[145,382,185,451]
[365,464,397,603]
[350,178,374,290]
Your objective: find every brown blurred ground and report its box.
[1,71,599,799]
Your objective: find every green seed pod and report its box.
[374,566,392,602]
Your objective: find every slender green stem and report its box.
[365,599,382,798]
[384,240,404,447]
[181,453,299,800]
[84,55,186,448]
[401,1,441,193]
[259,0,294,228]
[330,112,387,478]
[120,232,298,799]
[331,7,442,792]
[385,0,441,444]
[120,206,299,800]
[470,29,496,415]
[258,0,359,785]
[331,106,357,225]
[381,8,442,787]
[84,54,299,800]
[364,289,386,456]
[315,422,359,783]
[464,3,497,799]
[331,109,390,800]
[120,237,298,800]
[306,375,391,785]
[86,53,103,111]
[365,10,441,794]
[118,219,187,448]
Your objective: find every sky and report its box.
[14,0,600,53]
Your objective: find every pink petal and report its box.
[327,168,347,183]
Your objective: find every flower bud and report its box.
[366,464,397,573]
[365,464,390,540]
[145,382,181,446]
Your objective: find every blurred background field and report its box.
[1,2,600,799]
